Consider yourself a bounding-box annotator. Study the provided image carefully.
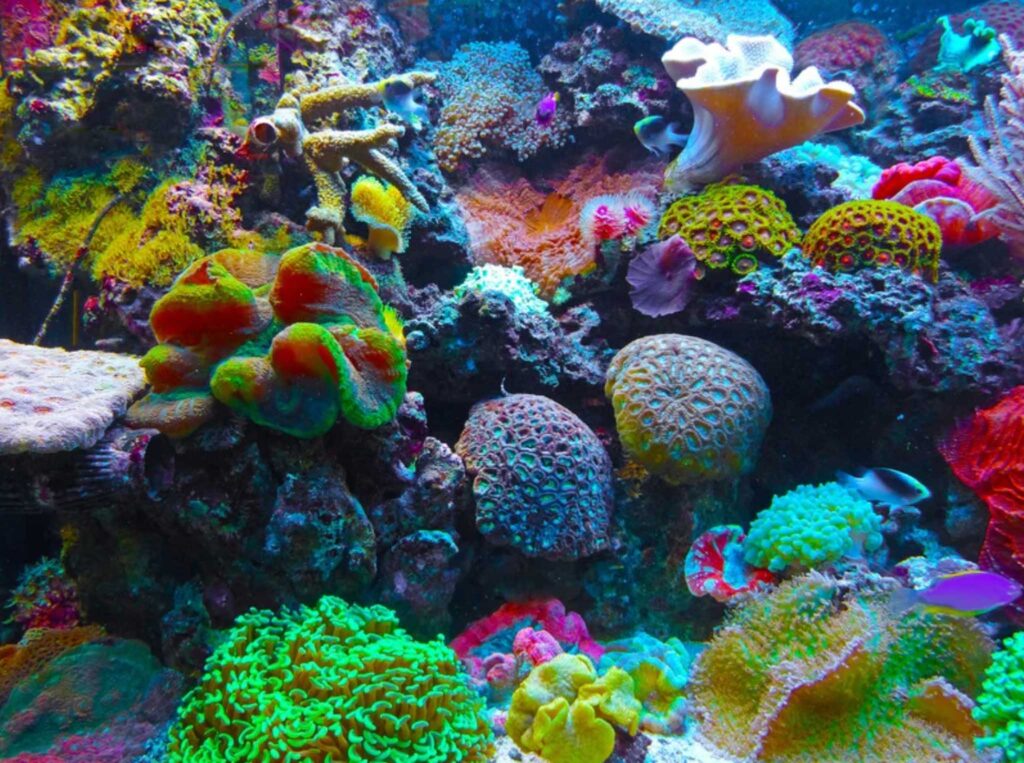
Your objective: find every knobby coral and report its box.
[243,71,434,244]
[455,394,613,561]
[605,334,772,485]
[690,572,993,762]
[974,631,1024,760]
[166,596,492,762]
[661,34,865,190]
[802,200,943,281]
[657,183,800,276]
[126,242,407,439]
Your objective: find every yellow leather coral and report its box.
[658,184,800,275]
[507,654,640,763]
[803,200,943,282]
[350,176,415,258]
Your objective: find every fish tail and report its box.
[885,586,919,619]
[835,470,858,492]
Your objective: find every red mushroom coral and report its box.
[684,525,776,603]
[872,156,1000,249]
[940,386,1024,619]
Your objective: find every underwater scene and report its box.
[5,0,1024,760]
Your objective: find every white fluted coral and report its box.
[661,34,865,191]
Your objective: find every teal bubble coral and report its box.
[743,482,884,573]
[974,631,1024,761]
[166,595,493,763]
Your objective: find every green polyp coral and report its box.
[506,653,641,763]
[974,631,1024,760]
[904,73,974,104]
[453,265,550,315]
[165,595,493,763]
[127,242,408,439]
[690,572,993,762]
[243,71,435,245]
[936,16,1001,73]
[743,482,884,573]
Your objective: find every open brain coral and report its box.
[690,572,993,762]
[744,482,884,573]
[605,334,772,485]
[166,596,492,762]
[455,394,613,561]
[802,200,943,282]
[126,242,407,439]
[657,184,801,276]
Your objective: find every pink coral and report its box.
[684,525,776,603]
[512,627,564,667]
[8,558,81,632]
[1,0,60,68]
[873,157,1001,248]
[794,22,900,108]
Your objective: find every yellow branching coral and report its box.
[690,572,993,762]
[350,175,415,257]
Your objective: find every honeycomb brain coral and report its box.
[455,394,613,561]
[605,335,772,485]
[166,596,492,763]
[690,572,993,762]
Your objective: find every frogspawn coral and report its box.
[126,242,407,439]
[166,596,492,762]
[661,34,865,190]
[605,334,772,485]
[455,394,613,560]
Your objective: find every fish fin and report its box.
[666,122,689,147]
[885,586,919,618]
[918,604,975,618]
[835,470,859,492]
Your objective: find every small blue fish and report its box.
[535,92,560,127]
[383,78,429,128]
[893,569,1022,617]
[836,468,930,508]
[633,115,688,158]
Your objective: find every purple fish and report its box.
[626,236,698,317]
[535,92,560,127]
[896,569,1022,617]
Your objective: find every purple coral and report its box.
[627,235,698,317]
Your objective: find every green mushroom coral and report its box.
[743,482,884,574]
[974,631,1024,761]
[166,595,493,763]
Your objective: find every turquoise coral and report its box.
[166,595,492,762]
[937,15,1001,72]
[743,482,884,573]
[454,265,550,316]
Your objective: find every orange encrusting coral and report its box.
[0,625,106,706]
[456,156,662,297]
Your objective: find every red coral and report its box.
[684,525,776,603]
[873,157,1001,248]
[940,386,1024,619]
[8,558,80,632]
[0,0,60,69]
[793,22,900,107]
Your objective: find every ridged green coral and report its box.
[507,653,640,763]
[166,595,492,763]
[744,482,883,573]
[974,631,1024,761]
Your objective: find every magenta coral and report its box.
[684,525,776,603]
[8,558,80,632]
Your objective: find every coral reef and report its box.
[125,242,408,439]
[802,200,944,282]
[937,15,1002,73]
[166,596,492,762]
[6,558,80,632]
[662,34,865,190]
[685,525,777,602]
[974,631,1024,759]
[657,183,801,276]
[591,0,794,47]
[350,175,416,258]
[689,572,993,762]
[0,340,145,456]
[455,394,613,560]
[605,334,772,485]
[743,482,884,573]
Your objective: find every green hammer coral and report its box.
[974,631,1024,761]
[166,595,493,762]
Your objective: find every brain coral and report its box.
[657,184,801,276]
[455,394,613,560]
[974,631,1024,760]
[793,22,900,110]
[802,200,943,282]
[605,335,771,485]
[690,572,993,762]
[592,0,794,47]
[743,482,884,573]
[431,42,571,174]
[166,596,492,763]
